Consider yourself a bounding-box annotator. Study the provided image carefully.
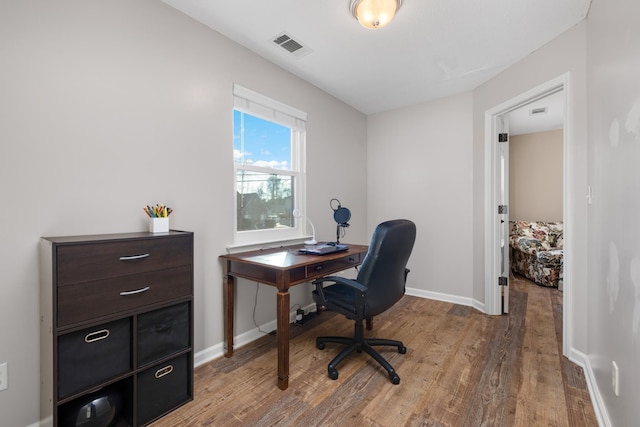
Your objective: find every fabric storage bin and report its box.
[58,318,131,398]
[136,353,190,425]
[137,302,190,367]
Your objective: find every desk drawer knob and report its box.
[316,266,323,271]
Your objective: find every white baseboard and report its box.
[405,286,485,313]
[571,350,610,427]
[194,323,272,367]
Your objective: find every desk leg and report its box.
[223,274,234,357]
[277,290,290,390]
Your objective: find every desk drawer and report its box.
[57,266,192,327]
[56,236,192,286]
[306,253,361,278]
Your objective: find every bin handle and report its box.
[85,329,110,343]
[155,365,174,379]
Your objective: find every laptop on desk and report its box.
[298,243,349,255]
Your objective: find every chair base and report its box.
[316,321,406,384]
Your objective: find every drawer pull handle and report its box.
[119,286,150,296]
[316,266,322,271]
[155,365,174,379]
[85,329,110,343]
[119,253,150,261]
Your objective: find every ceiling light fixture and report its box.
[350,0,402,29]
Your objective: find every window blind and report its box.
[233,84,307,131]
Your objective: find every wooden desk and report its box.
[220,243,368,390]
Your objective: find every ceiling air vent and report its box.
[271,32,313,58]
[529,106,547,116]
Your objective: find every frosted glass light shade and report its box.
[350,0,402,29]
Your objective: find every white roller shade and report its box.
[233,84,306,131]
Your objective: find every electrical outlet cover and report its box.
[612,361,620,396]
[0,362,7,391]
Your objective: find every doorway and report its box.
[484,73,571,356]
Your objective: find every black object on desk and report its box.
[298,243,348,255]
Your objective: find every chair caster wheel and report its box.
[398,345,407,354]
[328,368,339,380]
[390,373,400,384]
[316,341,325,350]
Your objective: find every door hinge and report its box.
[498,133,508,142]
[498,205,508,214]
[499,276,508,286]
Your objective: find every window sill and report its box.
[225,236,312,254]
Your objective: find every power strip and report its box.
[295,310,317,325]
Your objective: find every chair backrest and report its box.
[356,219,416,316]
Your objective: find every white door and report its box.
[497,115,510,314]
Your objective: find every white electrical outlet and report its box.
[0,362,7,392]
[612,361,620,396]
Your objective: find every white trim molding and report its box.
[405,287,485,313]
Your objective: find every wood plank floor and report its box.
[152,276,597,426]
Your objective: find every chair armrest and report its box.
[313,276,367,292]
[312,276,367,315]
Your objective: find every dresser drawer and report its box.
[56,236,192,286]
[57,266,192,327]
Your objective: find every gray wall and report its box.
[367,93,474,300]
[587,0,640,424]
[0,1,367,425]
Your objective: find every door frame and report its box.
[484,73,571,355]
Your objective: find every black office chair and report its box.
[312,219,416,384]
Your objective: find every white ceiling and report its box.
[161,0,590,116]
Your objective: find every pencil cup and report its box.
[149,217,169,233]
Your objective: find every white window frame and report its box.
[232,84,308,247]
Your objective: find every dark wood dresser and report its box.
[40,230,194,426]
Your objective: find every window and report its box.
[232,84,307,246]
